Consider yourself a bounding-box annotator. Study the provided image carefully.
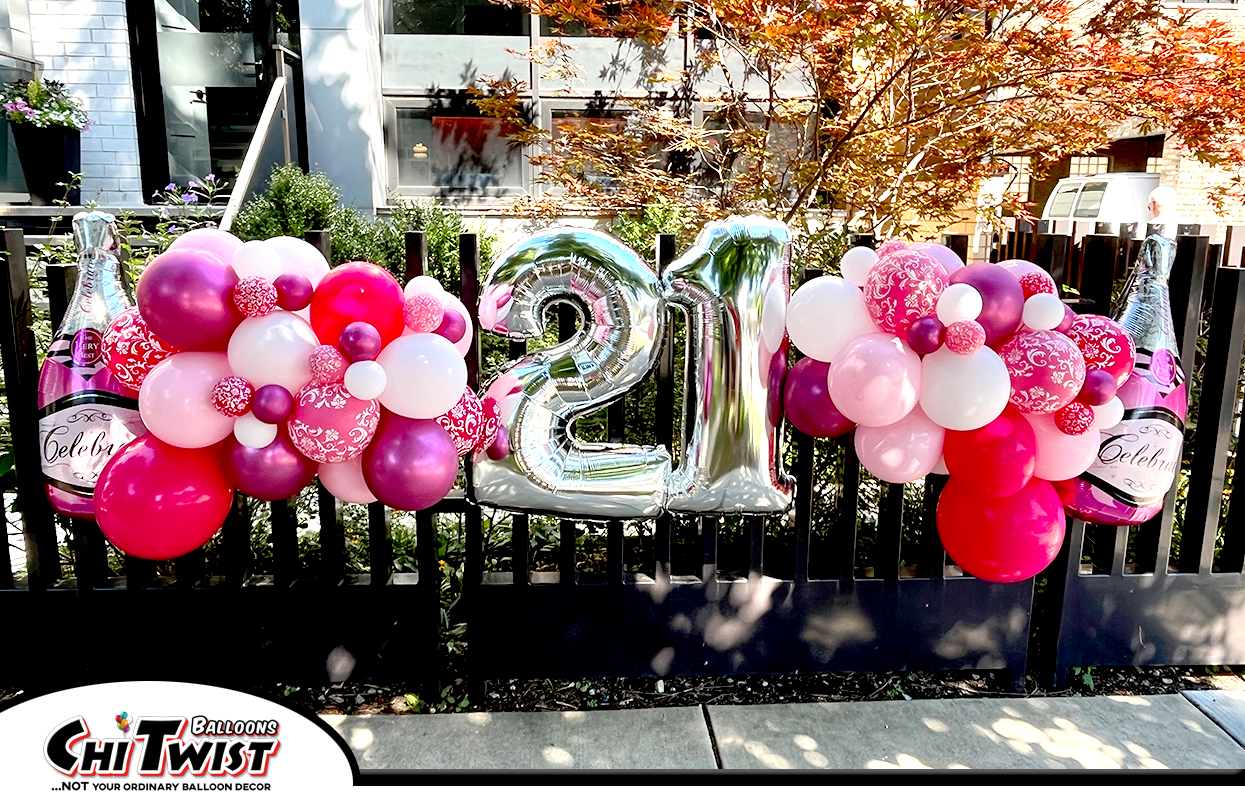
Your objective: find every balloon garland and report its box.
[783,242,1136,584]
[94,229,506,561]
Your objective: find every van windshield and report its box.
[1047,184,1080,217]
[1074,182,1108,218]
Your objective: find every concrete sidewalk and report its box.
[323,689,1245,771]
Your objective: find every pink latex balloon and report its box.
[950,264,1025,347]
[908,242,965,276]
[102,307,179,391]
[138,351,237,448]
[854,405,945,484]
[436,389,486,456]
[1066,314,1137,388]
[998,330,1086,413]
[863,250,949,337]
[937,476,1065,583]
[287,381,381,463]
[95,434,233,560]
[310,262,406,351]
[784,357,855,439]
[137,248,244,351]
[222,430,317,501]
[997,259,1045,281]
[438,293,474,357]
[167,227,242,264]
[943,406,1037,498]
[319,456,378,504]
[1025,411,1100,482]
[827,334,922,428]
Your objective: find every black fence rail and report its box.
[1,224,1242,697]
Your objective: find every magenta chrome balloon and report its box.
[137,248,243,350]
[223,431,317,501]
[362,413,460,511]
[949,264,1025,347]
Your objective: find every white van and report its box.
[1038,172,1158,235]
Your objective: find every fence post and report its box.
[941,234,969,265]
[0,228,61,588]
[653,233,678,580]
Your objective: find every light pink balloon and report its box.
[854,405,946,484]
[998,259,1046,281]
[268,236,331,288]
[319,456,377,504]
[908,242,965,277]
[167,227,242,264]
[138,351,236,448]
[827,333,922,427]
[1025,411,1100,481]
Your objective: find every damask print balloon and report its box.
[102,308,179,391]
[863,250,949,338]
[436,389,485,456]
[287,381,381,463]
[998,330,1086,414]
[1066,314,1136,388]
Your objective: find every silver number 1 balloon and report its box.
[475,227,671,517]
[662,216,794,513]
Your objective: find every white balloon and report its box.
[1022,293,1067,332]
[919,346,1011,431]
[267,236,331,288]
[438,292,475,357]
[376,333,467,419]
[786,276,877,362]
[344,360,388,401]
[234,412,278,449]
[935,284,983,325]
[761,283,788,352]
[1092,396,1125,430]
[405,275,444,299]
[932,456,950,475]
[839,246,878,287]
[230,240,284,282]
[227,311,320,393]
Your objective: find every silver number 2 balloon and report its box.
[475,227,672,517]
[475,217,793,518]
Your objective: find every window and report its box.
[1146,156,1162,174]
[394,109,523,195]
[1073,181,1108,217]
[550,109,630,192]
[389,0,529,35]
[998,155,1032,203]
[1046,183,1081,217]
[1068,156,1108,177]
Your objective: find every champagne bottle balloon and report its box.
[37,212,146,519]
[1058,234,1188,525]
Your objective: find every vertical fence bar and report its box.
[509,337,530,588]
[222,494,252,586]
[918,475,947,579]
[459,232,487,702]
[270,499,298,586]
[747,517,764,578]
[1079,235,1118,316]
[792,429,813,584]
[1,229,60,588]
[653,233,677,579]
[405,231,427,282]
[368,504,390,586]
[1179,268,1245,574]
[1221,429,1245,573]
[941,234,969,265]
[606,400,625,585]
[875,483,904,581]
[837,435,860,588]
[554,302,578,585]
[701,517,718,583]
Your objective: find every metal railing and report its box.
[219,74,289,232]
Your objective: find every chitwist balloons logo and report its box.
[0,682,355,798]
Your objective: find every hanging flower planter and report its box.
[2,74,88,206]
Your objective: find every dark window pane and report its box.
[396,109,522,193]
[391,0,527,35]
[1074,182,1108,218]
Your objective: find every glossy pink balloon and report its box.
[362,413,460,511]
[854,405,945,484]
[950,264,1025,347]
[95,434,233,560]
[222,430,317,501]
[138,351,236,448]
[943,406,1036,498]
[166,227,242,263]
[937,477,1065,583]
[827,334,922,428]
[137,248,244,351]
[287,382,380,463]
[784,357,855,439]
[310,262,406,351]
[318,456,377,504]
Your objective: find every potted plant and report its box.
[1,73,89,206]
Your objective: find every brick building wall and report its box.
[27,0,142,205]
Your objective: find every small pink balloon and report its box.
[863,250,949,337]
[167,227,242,263]
[437,293,474,356]
[102,307,179,392]
[404,293,445,333]
[998,330,1087,414]
[854,405,945,484]
[827,333,922,428]
[1066,314,1136,388]
[287,381,381,463]
[318,456,378,504]
[308,345,349,385]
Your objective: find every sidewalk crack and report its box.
[701,704,724,769]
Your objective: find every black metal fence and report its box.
[1,224,1242,698]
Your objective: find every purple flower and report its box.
[168,224,179,232]
[188,180,199,188]
[3,103,15,112]
[204,173,215,182]
[180,193,197,203]
[165,182,176,191]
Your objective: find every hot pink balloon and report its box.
[319,456,377,504]
[827,333,922,428]
[854,405,945,484]
[362,413,460,511]
[998,330,1086,413]
[137,351,236,448]
[436,389,486,456]
[222,430,317,501]
[287,381,381,463]
[166,227,242,264]
[137,248,244,351]
[937,477,1065,583]
[102,307,179,392]
[863,250,949,337]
